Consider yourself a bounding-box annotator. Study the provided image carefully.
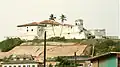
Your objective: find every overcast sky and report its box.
[0,0,119,40]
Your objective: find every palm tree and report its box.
[59,14,67,36]
[49,14,56,21]
[49,14,56,36]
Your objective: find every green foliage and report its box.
[47,37,66,42]
[54,56,79,67]
[0,38,24,52]
[49,63,53,67]
[112,41,120,52]
[3,57,9,62]
[32,39,43,43]
[94,39,120,56]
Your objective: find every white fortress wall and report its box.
[17,26,38,40]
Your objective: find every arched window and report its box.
[32,65,35,67]
[23,65,26,67]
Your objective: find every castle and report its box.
[17,20,106,40]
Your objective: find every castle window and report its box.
[4,66,7,67]
[23,58,26,60]
[27,65,30,67]
[31,29,33,31]
[71,26,72,29]
[32,65,35,67]
[75,23,77,25]
[16,57,20,60]
[13,66,16,67]
[68,33,70,34]
[79,64,83,66]
[27,30,28,32]
[9,66,12,67]
[18,65,21,67]
[23,65,26,67]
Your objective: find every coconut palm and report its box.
[59,14,67,36]
[49,14,56,36]
[49,14,56,21]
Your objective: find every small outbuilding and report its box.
[89,52,120,67]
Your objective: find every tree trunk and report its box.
[52,25,55,36]
[60,24,63,36]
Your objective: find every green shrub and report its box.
[47,37,66,41]
[49,63,53,67]
[0,37,24,52]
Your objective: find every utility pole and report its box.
[118,0,120,37]
[74,52,77,67]
[44,31,46,67]
[92,43,95,57]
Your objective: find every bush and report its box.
[0,37,24,52]
[94,39,119,56]
[49,63,53,67]
[47,37,66,41]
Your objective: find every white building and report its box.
[88,29,106,39]
[1,55,43,67]
[17,20,106,40]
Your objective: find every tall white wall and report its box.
[17,26,38,40]
[17,24,106,40]
[88,29,106,39]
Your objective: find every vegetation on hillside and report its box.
[0,36,120,57]
[94,39,120,56]
[82,39,120,56]
[0,37,24,52]
[29,36,84,43]
[48,56,80,67]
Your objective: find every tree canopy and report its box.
[0,37,24,52]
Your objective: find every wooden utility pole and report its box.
[74,52,77,67]
[92,43,95,57]
[44,31,46,67]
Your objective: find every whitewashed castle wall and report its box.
[17,24,106,40]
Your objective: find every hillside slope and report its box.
[0,43,87,62]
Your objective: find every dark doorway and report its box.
[118,58,120,67]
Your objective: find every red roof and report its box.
[17,22,41,27]
[40,20,61,25]
[17,20,73,27]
